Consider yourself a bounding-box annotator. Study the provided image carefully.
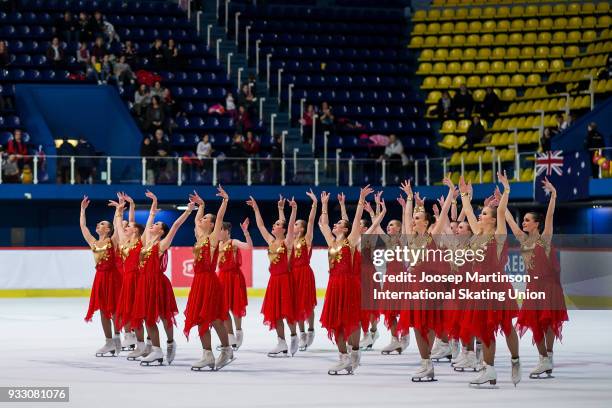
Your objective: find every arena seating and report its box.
[409,1,612,184]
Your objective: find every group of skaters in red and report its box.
[80,174,567,386]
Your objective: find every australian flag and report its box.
[534,150,589,203]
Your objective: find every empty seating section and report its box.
[0,0,252,155]
[411,1,611,184]
[228,2,432,160]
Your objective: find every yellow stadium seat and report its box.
[417,63,433,75]
[537,32,552,44]
[422,76,437,89]
[539,18,553,31]
[419,49,434,61]
[518,60,533,73]
[426,104,437,118]
[435,48,450,60]
[468,21,482,32]
[473,89,485,101]
[535,46,549,58]
[440,22,454,34]
[438,135,458,150]
[482,170,493,183]
[497,20,510,32]
[452,76,466,88]
[523,32,537,44]
[482,20,496,33]
[409,37,424,48]
[567,16,582,29]
[567,31,581,43]
[481,34,494,46]
[491,119,503,131]
[581,2,596,14]
[432,62,445,74]
[534,60,549,72]
[465,34,479,46]
[525,5,538,17]
[508,33,522,45]
[565,45,580,57]
[506,60,519,73]
[554,17,568,30]
[483,61,498,73]
[507,102,518,115]
[496,75,510,87]
[441,9,455,20]
[505,47,520,59]
[426,23,441,35]
[596,2,610,14]
[477,48,492,60]
[463,48,477,60]
[510,5,524,18]
[456,136,467,149]
[582,31,597,42]
[583,16,597,28]
[465,153,477,166]
[595,80,607,93]
[441,120,457,134]
[439,35,452,47]
[424,36,438,47]
[438,76,452,88]
[447,62,461,74]
[567,3,580,15]
[511,74,525,87]
[521,47,535,59]
[413,10,426,21]
[501,88,516,101]
[547,45,563,57]
[455,21,468,33]
[413,23,427,35]
[550,59,564,71]
[482,75,496,88]
[510,19,525,32]
[497,6,510,18]
[468,7,482,19]
[462,61,475,73]
[428,9,441,20]
[598,15,611,28]
[456,8,468,20]
[426,90,441,104]
[526,74,541,86]
[494,33,508,45]
[552,32,567,44]
[457,119,471,133]
[450,171,460,185]
[525,18,539,31]
[491,47,505,59]
[483,7,496,19]
[467,75,480,88]
[452,35,466,47]
[553,4,566,15]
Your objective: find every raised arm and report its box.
[304,189,318,247]
[365,198,387,234]
[122,192,136,223]
[318,191,334,246]
[246,196,274,244]
[504,209,525,240]
[373,191,386,234]
[400,180,414,235]
[190,190,205,229]
[285,197,298,249]
[458,176,480,234]
[541,177,556,239]
[108,199,127,244]
[431,177,455,235]
[277,194,286,223]
[348,185,374,246]
[495,171,510,236]
[450,188,458,222]
[338,192,348,222]
[143,190,159,245]
[79,196,96,246]
[233,218,253,250]
[159,201,195,252]
[211,185,229,245]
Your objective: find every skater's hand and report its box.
[305,189,317,204]
[80,195,90,210]
[458,175,469,194]
[240,217,249,232]
[374,191,383,206]
[246,196,258,210]
[320,191,330,205]
[116,192,125,206]
[364,200,374,215]
[216,185,228,200]
[400,179,412,197]
[437,195,445,209]
[288,196,297,209]
[432,203,440,218]
[397,196,406,208]
[277,194,286,209]
[107,199,124,209]
[122,192,134,205]
[541,177,556,196]
[415,192,425,207]
[186,201,196,212]
[359,185,374,201]
[337,192,346,205]
[145,190,157,202]
[442,175,454,191]
[189,190,204,206]
[497,171,510,191]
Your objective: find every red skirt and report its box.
[320,274,361,343]
[184,272,227,338]
[516,281,568,344]
[85,267,122,322]
[292,263,317,322]
[115,271,138,330]
[132,272,178,329]
[219,269,248,319]
[261,273,296,330]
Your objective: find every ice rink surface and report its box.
[1,298,611,408]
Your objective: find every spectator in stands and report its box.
[151,129,172,183]
[0,40,8,67]
[102,20,120,45]
[113,54,134,87]
[226,92,236,118]
[144,96,166,133]
[378,134,407,179]
[556,113,572,132]
[133,84,151,117]
[77,12,93,42]
[75,136,96,184]
[540,127,554,152]
[465,116,486,148]
[436,91,452,120]
[150,38,166,69]
[236,83,255,111]
[247,74,257,95]
[478,87,501,120]
[86,56,104,84]
[196,133,212,160]
[320,101,335,134]
[122,40,138,65]
[151,81,165,99]
[2,154,20,183]
[89,11,105,39]
[162,88,177,118]
[301,104,315,143]
[452,85,473,118]
[586,122,605,151]
[7,129,28,170]
[243,131,260,157]
[140,136,156,184]
[165,38,180,68]
[55,11,78,44]
[269,133,283,183]
[236,105,252,134]
[76,42,90,66]
[56,137,75,184]
[46,37,65,66]
[91,36,107,60]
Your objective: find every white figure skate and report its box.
[511,357,522,386]
[350,349,361,371]
[411,359,436,382]
[328,353,353,375]
[381,336,402,355]
[454,350,478,372]
[530,355,553,379]
[191,350,215,371]
[298,332,308,351]
[140,346,163,366]
[121,332,137,351]
[127,341,146,361]
[267,337,289,357]
[95,338,118,357]
[306,329,315,348]
[235,329,244,350]
[431,340,451,362]
[290,334,299,356]
[166,340,176,365]
[469,364,498,388]
[215,346,235,370]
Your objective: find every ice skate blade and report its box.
[267,351,289,358]
[381,349,402,355]
[298,346,307,351]
[191,365,215,371]
[529,373,554,379]
[432,356,452,362]
[126,356,143,361]
[214,357,236,371]
[411,376,437,382]
[121,345,136,351]
[328,369,353,375]
[469,380,498,388]
[360,344,373,351]
[140,359,163,366]
[95,352,117,357]
[454,366,478,372]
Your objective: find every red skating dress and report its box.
[290,237,317,322]
[85,241,122,322]
[355,243,380,331]
[131,242,178,328]
[381,245,407,332]
[218,240,248,318]
[115,239,143,330]
[444,242,471,340]
[261,242,296,329]
[183,237,226,338]
[516,238,568,344]
[459,236,518,346]
[397,234,444,337]
[320,239,361,342]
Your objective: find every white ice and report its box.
[1,298,611,408]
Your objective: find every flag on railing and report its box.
[534,150,589,203]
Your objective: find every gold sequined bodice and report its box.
[328,239,350,266]
[219,240,234,264]
[193,237,210,262]
[120,239,140,260]
[293,237,307,259]
[139,241,157,268]
[268,241,286,265]
[520,236,550,271]
[92,241,112,265]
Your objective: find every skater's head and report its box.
[360,218,371,234]
[332,219,350,238]
[121,219,128,232]
[522,212,543,234]
[126,222,144,238]
[294,219,307,238]
[95,220,114,239]
[150,221,169,239]
[449,220,459,234]
[456,221,472,236]
[412,211,432,234]
[197,213,216,234]
[477,206,497,231]
[221,221,232,240]
[386,219,402,235]
[272,219,287,238]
